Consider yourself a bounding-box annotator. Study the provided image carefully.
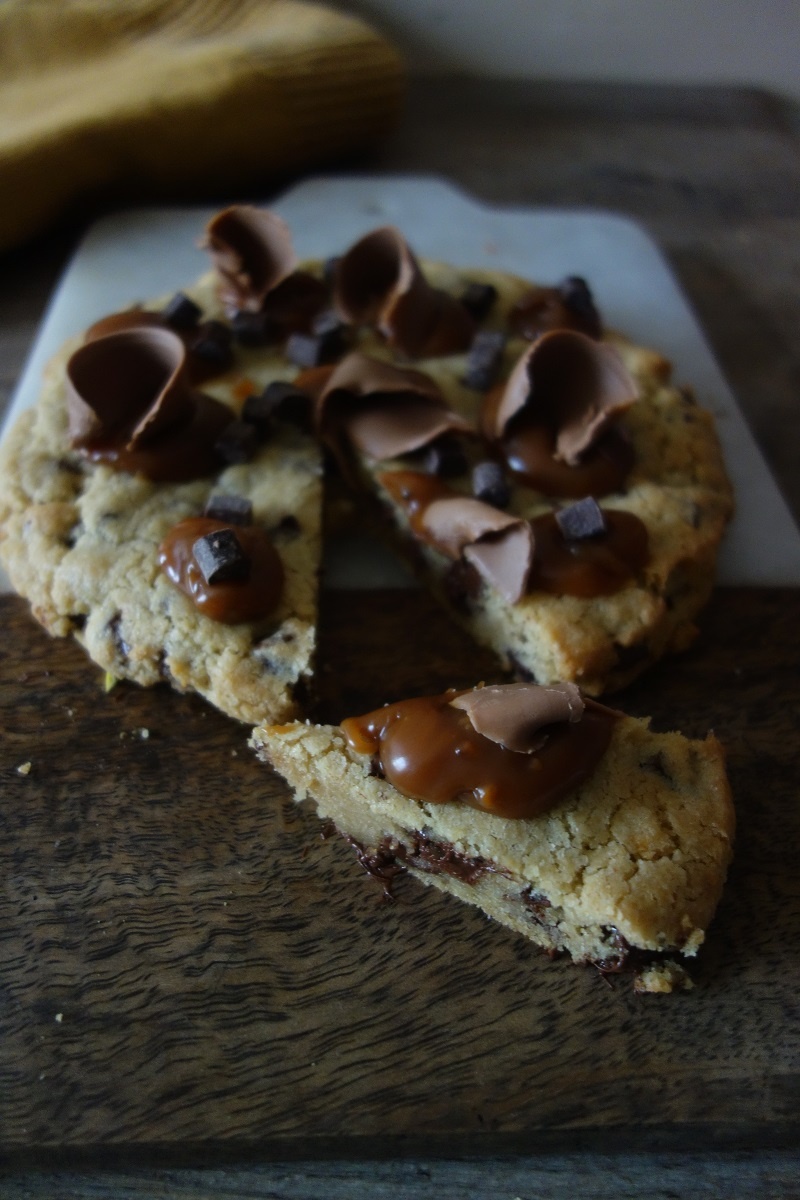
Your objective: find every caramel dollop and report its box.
[158,516,284,623]
[529,509,649,596]
[340,684,617,819]
[333,226,474,358]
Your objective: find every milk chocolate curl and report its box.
[494,331,638,465]
[203,206,296,313]
[318,353,471,462]
[333,227,474,358]
[421,497,534,603]
[450,682,585,753]
[66,328,194,448]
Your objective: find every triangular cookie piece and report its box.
[310,225,735,694]
[253,682,735,992]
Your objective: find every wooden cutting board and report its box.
[1,584,798,1163]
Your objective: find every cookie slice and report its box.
[252,683,735,992]
[312,228,734,694]
[0,213,326,725]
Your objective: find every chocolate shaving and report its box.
[203,205,296,314]
[450,682,584,753]
[66,328,195,449]
[492,330,638,465]
[421,497,534,603]
[333,226,474,358]
[318,352,472,463]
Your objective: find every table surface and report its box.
[2,79,800,1199]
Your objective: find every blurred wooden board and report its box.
[1,585,799,1163]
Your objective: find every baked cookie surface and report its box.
[253,684,735,993]
[316,240,734,694]
[0,268,322,725]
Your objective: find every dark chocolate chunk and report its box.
[162,292,202,330]
[240,391,273,438]
[258,380,312,429]
[555,496,607,541]
[559,276,602,338]
[191,319,234,369]
[231,310,279,347]
[270,514,301,540]
[214,419,259,465]
[463,329,506,392]
[192,528,250,585]
[460,281,498,323]
[204,493,253,526]
[420,434,468,478]
[472,460,511,509]
[285,313,347,368]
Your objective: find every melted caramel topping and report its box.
[341,689,616,819]
[158,517,284,623]
[530,510,648,597]
[378,470,452,536]
[502,421,634,498]
[378,470,648,597]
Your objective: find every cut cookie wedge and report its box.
[0,218,326,725]
[312,228,735,694]
[252,683,735,992]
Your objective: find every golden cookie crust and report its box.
[252,713,735,992]
[339,260,734,694]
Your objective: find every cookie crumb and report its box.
[16,761,32,776]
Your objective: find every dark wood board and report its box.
[1,585,799,1165]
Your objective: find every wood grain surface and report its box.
[1,584,798,1165]
[2,77,800,1196]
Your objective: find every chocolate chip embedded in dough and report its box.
[419,434,469,478]
[190,320,234,370]
[162,292,202,331]
[192,528,250,585]
[285,314,348,368]
[214,419,259,465]
[204,494,253,526]
[463,330,506,392]
[240,390,274,437]
[231,309,279,347]
[460,282,498,323]
[555,497,607,541]
[270,514,301,541]
[472,460,511,509]
[259,380,312,429]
